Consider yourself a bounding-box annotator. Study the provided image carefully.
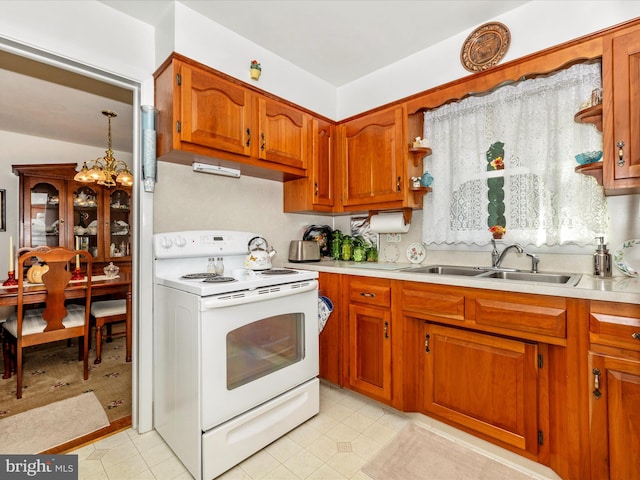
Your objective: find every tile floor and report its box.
[72,381,559,480]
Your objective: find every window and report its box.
[422,62,607,247]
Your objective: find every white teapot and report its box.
[244,236,277,270]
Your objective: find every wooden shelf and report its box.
[409,186,432,203]
[575,161,603,185]
[409,147,432,166]
[574,104,602,132]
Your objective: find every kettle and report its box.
[244,236,277,270]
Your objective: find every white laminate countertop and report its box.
[284,260,640,304]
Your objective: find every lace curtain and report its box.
[422,62,608,247]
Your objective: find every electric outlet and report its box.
[386,233,401,243]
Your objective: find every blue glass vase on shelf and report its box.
[420,171,434,187]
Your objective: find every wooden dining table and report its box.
[0,271,132,359]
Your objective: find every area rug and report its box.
[0,334,131,423]
[362,423,535,480]
[0,391,109,453]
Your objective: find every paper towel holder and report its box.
[368,208,412,226]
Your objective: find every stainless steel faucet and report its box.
[491,239,539,272]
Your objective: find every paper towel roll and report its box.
[369,212,410,234]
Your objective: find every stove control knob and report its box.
[175,236,187,247]
[160,236,173,249]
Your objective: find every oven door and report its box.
[200,280,319,430]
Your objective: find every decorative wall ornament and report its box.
[460,22,511,72]
[250,60,261,80]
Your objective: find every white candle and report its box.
[75,236,80,269]
[9,235,13,272]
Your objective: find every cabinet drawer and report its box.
[349,277,391,308]
[470,293,567,339]
[401,283,465,322]
[590,300,640,351]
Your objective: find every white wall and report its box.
[338,1,640,118]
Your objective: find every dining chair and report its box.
[1,247,93,399]
[91,296,131,364]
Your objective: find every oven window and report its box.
[226,313,304,390]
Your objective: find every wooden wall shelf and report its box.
[574,104,602,132]
[575,161,603,185]
[409,147,432,166]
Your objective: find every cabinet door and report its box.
[257,97,309,169]
[348,303,392,402]
[104,188,131,261]
[311,118,333,207]
[70,183,102,260]
[318,272,342,385]
[421,323,539,455]
[22,176,68,248]
[179,63,253,156]
[589,353,640,480]
[340,106,405,207]
[607,28,640,186]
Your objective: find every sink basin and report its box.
[479,270,582,286]
[403,264,581,286]
[405,265,489,276]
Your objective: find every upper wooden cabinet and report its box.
[257,97,309,170]
[283,117,335,213]
[338,105,409,210]
[154,54,308,181]
[602,24,640,192]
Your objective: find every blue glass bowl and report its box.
[575,151,603,165]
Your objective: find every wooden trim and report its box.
[41,415,132,454]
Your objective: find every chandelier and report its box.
[74,110,133,187]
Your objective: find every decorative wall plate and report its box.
[460,22,511,72]
[381,243,400,263]
[406,243,427,264]
[613,239,640,277]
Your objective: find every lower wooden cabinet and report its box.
[588,300,640,480]
[419,322,540,456]
[318,272,343,385]
[347,277,394,404]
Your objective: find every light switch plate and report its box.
[386,233,401,243]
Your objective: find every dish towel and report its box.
[318,295,333,333]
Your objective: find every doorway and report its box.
[0,39,142,440]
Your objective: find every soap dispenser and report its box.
[593,236,612,278]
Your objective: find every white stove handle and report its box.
[200,280,318,310]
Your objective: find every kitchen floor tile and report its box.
[69,381,560,480]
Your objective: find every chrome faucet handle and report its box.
[526,252,539,273]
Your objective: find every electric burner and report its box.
[181,273,219,280]
[260,269,296,275]
[202,276,237,283]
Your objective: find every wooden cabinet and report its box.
[602,25,640,192]
[13,163,132,270]
[338,105,410,210]
[283,117,335,213]
[257,97,309,169]
[419,322,540,456]
[155,54,309,181]
[318,272,343,385]
[588,301,640,480]
[347,276,395,404]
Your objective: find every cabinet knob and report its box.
[632,332,640,340]
[359,292,375,298]
[261,132,266,151]
[617,141,625,167]
[246,128,251,147]
[424,333,430,353]
[384,321,389,339]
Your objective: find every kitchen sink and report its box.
[479,270,582,286]
[406,265,489,276]
[403,264,582,286]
